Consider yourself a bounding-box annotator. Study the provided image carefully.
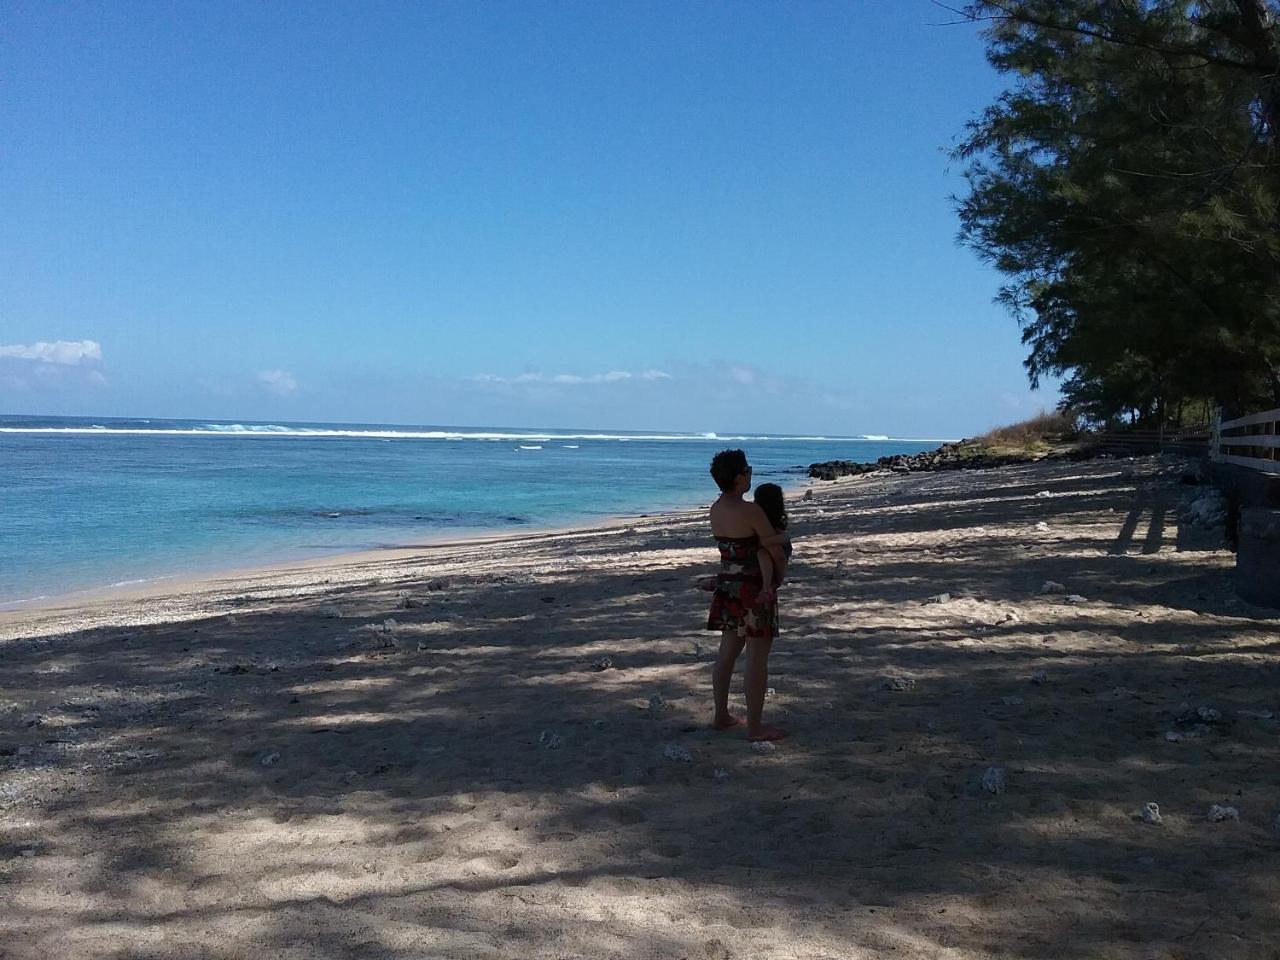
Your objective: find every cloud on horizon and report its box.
[257,369,299,396]
[470,369,673,386]
[0,339,102,365]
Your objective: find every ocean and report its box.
[0,415,942,607]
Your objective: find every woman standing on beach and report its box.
[705,449,788,742]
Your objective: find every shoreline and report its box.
[0,466,823,621]
[0,470,827,635]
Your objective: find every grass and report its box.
[962,410,1080,457]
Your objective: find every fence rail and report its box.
[1212,407,1280,477]
[1091,424,1212,455]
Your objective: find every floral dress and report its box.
[706,535,778,640]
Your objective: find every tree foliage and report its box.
[953,0,1280,425]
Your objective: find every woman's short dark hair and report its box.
[710,449,748,492]
[753,483,788,530]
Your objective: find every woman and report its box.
[704,448,789,742]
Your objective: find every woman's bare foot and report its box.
[712,714,744,730]
[747,725,787,742]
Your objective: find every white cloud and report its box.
[258,369,298,396]
[728,366,756,386]
[470,369,674,386]
[0,339,102,365]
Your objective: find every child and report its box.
[752,483,791,601]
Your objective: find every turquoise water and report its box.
[0,415,941,606]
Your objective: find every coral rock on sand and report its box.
[924,593,951,604]
[648,693,666,711]
[1140,802,1163,825]
[751,741,777,754]
[318,605,342,619]
[663,743,692,763]
[981,767,1007,795]
[538,731,565,750]
[1207,804,1240,822]
[883,676,916,692]
[591,656,613,671]
[1040,580,1066,594]
[1030,670,1048,685]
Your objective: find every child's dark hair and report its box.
[709,448,748,493]
[754,483,788,531]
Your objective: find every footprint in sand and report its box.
[607,805,647,825]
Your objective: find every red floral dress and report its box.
[706,535,778,640]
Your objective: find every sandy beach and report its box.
[2,455,1278,959]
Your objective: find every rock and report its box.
[381,618,398,633]
[924,593,951,604]
[397,597,421,610]
[416,641,428,651]
[1238,708,1274,720]
[1196,706,1222,723]
[1140,802,1163,825]
[591,656,614,671]
[648,693,666,711]
[751,740,777,754]
[1030,670,1048,685]
[884,676,916,692]
[1001,695,1024,706]
[1164,731,1183,742]
[1207,804,1240,822]
[319,605,343,619]
[538,731,565,750]
[981,766,1006,795]
[20,849,36,858]
[21,714,44,728]
[1064,594,1087,604]
[1040,580,1067,594]
[1035,490,1052,499]
[426,579,448,591]
[663,743,692,763]
[765,687,777,699]
[260,751,281,767]
[1181,489,1227,528]
[713,767,730,780]
[1035,521,1051,532]
[802,489,814,501]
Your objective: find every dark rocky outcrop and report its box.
[808,442,1044,480]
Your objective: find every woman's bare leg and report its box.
[744,633,786,740]
[712,628,746,728]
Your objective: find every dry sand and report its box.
[1,455,1278,959]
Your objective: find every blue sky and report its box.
[1,1,1059,438]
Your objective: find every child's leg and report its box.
[757,548,775,597]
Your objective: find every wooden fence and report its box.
[1212,407,1280,476]
[1092,424,1212,456]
